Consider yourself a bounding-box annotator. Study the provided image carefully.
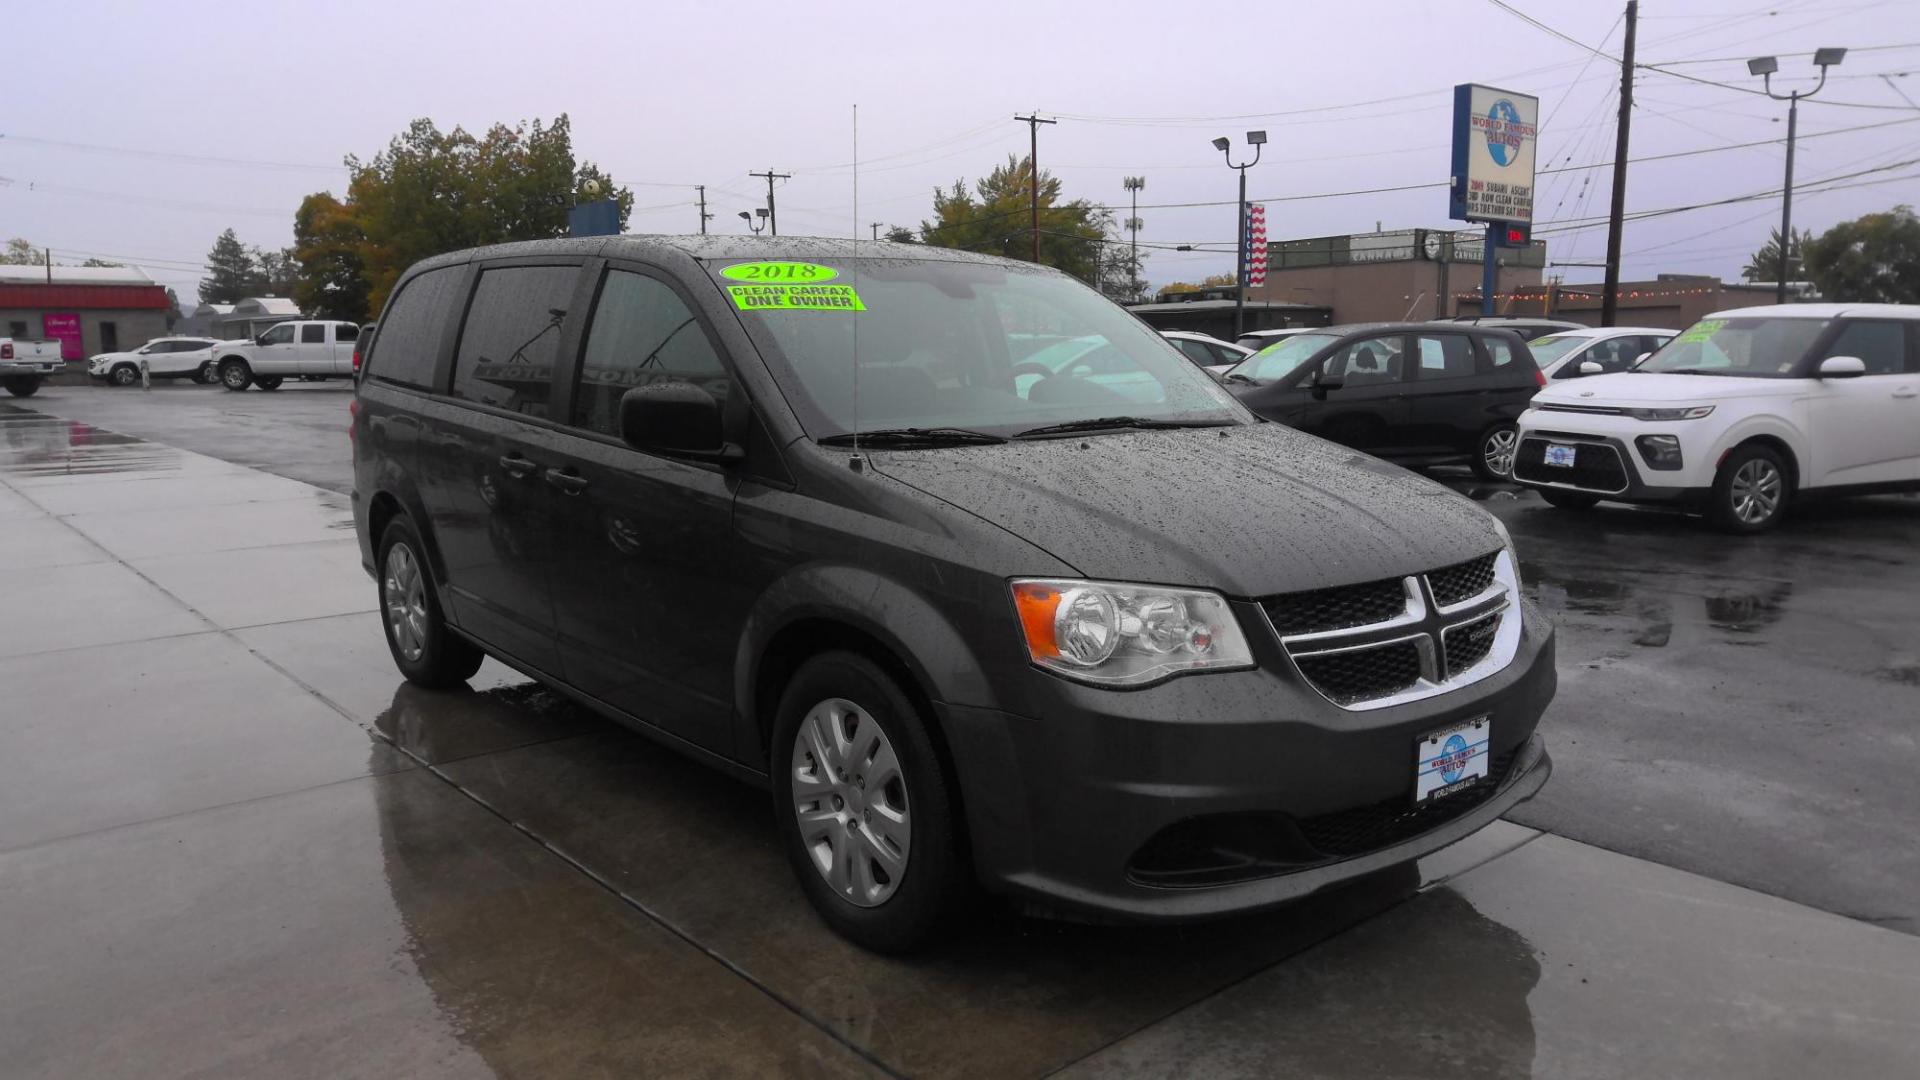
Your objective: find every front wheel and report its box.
[1709,444,1790,534]
[220,361,252,391]
[1473,424,1520,481]
[377,518,484,687]
[772,651,970,953]
[2,376,40,398]
[109,365,139,388]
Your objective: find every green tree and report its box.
[292,192,372,321]
[1742,226,1813,283]
[2,237,41,265]
[80,257,122,267]
[329,114,631,313]
[1802,205,1920,304]
[916,155,1111,280]
[250,246,299,296]
[883,225,918,244]
[200,228,257,304]
[1160,273,1237,296]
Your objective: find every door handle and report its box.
[497,454,539,478]
[1893,388,1917,399]
[544,468,590,494]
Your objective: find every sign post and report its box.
[1450,84,1538,317]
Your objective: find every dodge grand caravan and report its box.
[351,237,1556,951]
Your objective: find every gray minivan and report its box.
[351,237,1556,952]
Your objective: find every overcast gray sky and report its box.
[5,0,1917,300]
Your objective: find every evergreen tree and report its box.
[200,229,257,304]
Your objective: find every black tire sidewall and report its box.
[770,650,967,953]
[376,517,481,687]
[1711,445,1790,534]
[1539,488,1600,510]
[256,375,283,390]
[2,377,38,397]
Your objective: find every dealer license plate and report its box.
[1544,443,1578,468]
[1416,718,1490,802]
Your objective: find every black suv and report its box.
[352,238,1555,951]
[1221,323,1545,480]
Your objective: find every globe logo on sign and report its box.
[1485,98,1523,167]
[1440,732,1471,784]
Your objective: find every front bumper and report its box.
[1513,413,1715,503]
[936,601,1556,922]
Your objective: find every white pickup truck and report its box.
[213,319,361,391]
[1,338,63,397]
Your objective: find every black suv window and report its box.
[450,265,578,417]
[1823,320,1908,375]
[366,265,462,390]
[1309,335,1405,386]
[1413,333,1476,379]
[572,269,729,438]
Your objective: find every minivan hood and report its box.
[1537,371,1802,406]
[866,424,1506,599]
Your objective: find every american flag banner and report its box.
[1245,204,1268,287]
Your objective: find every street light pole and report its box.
[1214,131,1266,338]
[1751,48,1845,303]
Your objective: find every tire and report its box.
[772,650,970,953]
[196,362,219,385]
[109,364,139,387]
[1473,424,1520,481]
[255,375,284,391]
[2,376,40,398]
[376,517,484,688]
[1709,443,1791,534]
[220,360,252,391]
[1538,488,1601,511]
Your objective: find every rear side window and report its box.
[1823,320,1907,375]
[335,323,359,343]
[450,265,579,417]
[367,266,463,390]
[572,269,728,438]
[1414,334,1475,379]
[299,324,325,344]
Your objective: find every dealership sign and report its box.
[1450,84,1538,224]
[42,313,83,359]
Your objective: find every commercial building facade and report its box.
[0,265,172,360]
[1230,228,1548,325]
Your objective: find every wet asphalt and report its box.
[3,382,1918,1077]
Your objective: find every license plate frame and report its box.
[1543,443,1578,468]
[1415,717,1491,802]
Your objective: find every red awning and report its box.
[0,283,172,311]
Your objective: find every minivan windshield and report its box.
[709,257,1245,440]
[1635,317,1827,378]
[1222,332,1342,383]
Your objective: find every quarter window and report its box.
[1486,338,1516,368]
[365,265,462,390]
[1823,321,1907,375]
[449,265,579,417]
[572,269,728,438]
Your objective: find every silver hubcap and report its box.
[383,542,429,662]
[791,697,910,907]
[223,366,245,387]
[1484,428,1518,476]
[1730,459,1783,524]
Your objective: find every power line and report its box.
[0,133,345,173]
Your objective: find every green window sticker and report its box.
[1676,319,1725,344]
[720,261,840,283]
[728,284,866,312]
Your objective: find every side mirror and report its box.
[1818,355,1866,379]
[256,334,270,346]
[1310,373,1345,400]
[1577,361,1604,376]
[619,382,740,461]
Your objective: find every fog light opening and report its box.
[1636,434,1684,471]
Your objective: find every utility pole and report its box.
[696,185,713,235]
[870,222,882,241]
[749,169,791,236]
[1124,176,1145,301]
[1601,0,1637,326]
[1014,113,1057,263]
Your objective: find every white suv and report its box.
[1513,304,1920,533]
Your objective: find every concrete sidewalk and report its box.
[3,403,1917,1079]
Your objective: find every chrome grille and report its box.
[1265,550,1516,710]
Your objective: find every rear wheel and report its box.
[772,651,970,953]
[377,518,483,687]
[1709,444,1790,534]
[220,360,252,391]
[109,364,139,387]
[1473,424,1519,481]
[2,376,40,398]
[1538,488,1600,511]
[195,361,219,385]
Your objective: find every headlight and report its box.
[1625,406,1713,421]
[1010,579,1254,686]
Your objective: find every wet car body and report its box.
[351,237,1554,942]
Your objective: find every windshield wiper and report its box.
[1014,416,1234,439]
[1221,372,1260,385]
[817,427,1008,448]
